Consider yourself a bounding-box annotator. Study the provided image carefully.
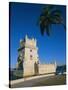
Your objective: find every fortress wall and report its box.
[39,64,56,75]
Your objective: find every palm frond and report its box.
[45,24,51,36]
[40,22,45,36]
[51,9,62,15]
[37,5,65,36]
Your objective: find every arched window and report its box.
[30,55,32,60]
[30,49,32,52]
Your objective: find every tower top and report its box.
[25,34,28,40]
[54,60,57,68]
[18,35,38,51]
[20,39,23,43]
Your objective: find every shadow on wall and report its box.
[34,62,39,75]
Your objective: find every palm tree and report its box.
[38,5,66,36]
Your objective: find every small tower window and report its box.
[30,55,32,60]
[30,49,32,52]
[30,55,32,57]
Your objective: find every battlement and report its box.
[19,35,37,48]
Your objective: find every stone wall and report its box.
[23,61,35,77]
[23,63,56,77]
[39,64,56,75]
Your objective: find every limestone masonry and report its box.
[16,35,56,77]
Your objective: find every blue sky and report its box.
[9,2,66,68]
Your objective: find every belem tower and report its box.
[16,35,57,77]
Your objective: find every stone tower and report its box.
[17,35,39,77]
